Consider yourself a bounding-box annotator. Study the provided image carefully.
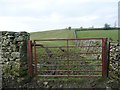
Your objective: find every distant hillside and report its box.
[30,28,119,41]
[30,29,74,40]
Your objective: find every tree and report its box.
[68,27,71,30]
[104,23,111,29]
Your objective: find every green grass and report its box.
[77,30,119,41]
[30,29,74,40]
[30,29,119,41]
[30,29,74,46]
[36,76,102,81]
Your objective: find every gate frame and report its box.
[28,38,109,78]
[102,38,108,78]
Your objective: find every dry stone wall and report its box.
[107,41,120,88]
[0,32,2,89]
[0,31,30,88]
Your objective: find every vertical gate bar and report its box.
[31,41,33,77]
[104,38,108,77]
[105,38,108,77]
[67,39,69,77]
[28,40,33,77]
[107,39,110,77]
[27,40,30,77]
[102,38,105,77]
[34,41,37,75]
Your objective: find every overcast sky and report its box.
[0,0,119,32]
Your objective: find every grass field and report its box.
[30,28,119,41]
[30,29,74,40]
[77,29,119,41]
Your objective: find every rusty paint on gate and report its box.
[28,40,33,77]
[34,41,37,75]
[102,38,108,78]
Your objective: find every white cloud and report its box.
[0,0,118,32]
[49,13,64,23]
[0,16,31,32]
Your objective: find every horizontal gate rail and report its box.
[37,75,102,77]
[36,64,102,66]
[37,70,102,72]
[33,59,101,61]
[32,45,102,48]
[34,38,105,41]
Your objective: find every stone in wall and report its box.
[107,41,120,88]
[0,32,2,89]
[0,31,30,88]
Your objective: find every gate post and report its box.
[107,39,111,77]
[102,38,108,78]
[28,40,33,77]
[34,41,37,76]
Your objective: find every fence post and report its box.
[28,40,33,77]
[102,38,108,78]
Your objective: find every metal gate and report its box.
[28,38,108,78]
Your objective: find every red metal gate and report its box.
[28,38,108,78]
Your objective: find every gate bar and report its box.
[37,75,102,77]
[102,38,108,78]
[28,40,33,77]
[32,45,102,48]
[34,38,105,41]
[34,40,37,75]
[36,64,102,66]
[37,70,102,72]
